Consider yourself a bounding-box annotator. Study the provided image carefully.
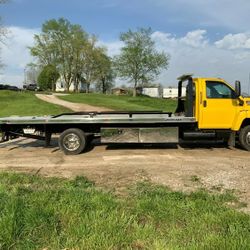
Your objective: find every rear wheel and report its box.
[239,125,250,151]
[59,128,86,155]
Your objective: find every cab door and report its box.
[199,81,237,129]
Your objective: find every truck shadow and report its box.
[0,138,243,154]
[104,143,178,151]
[0,138,58,150]
[94,139,239,152]
[179,141,243,151]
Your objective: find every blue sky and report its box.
[0,0,238,39]
[1,0,250,91]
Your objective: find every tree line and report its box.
[29,18,170,96]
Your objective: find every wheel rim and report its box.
[247,132,250,145]
[63,133,81,151]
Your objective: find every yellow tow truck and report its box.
[0,74,250,155]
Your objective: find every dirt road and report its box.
[0,138,249,212]
[36,94,112,112]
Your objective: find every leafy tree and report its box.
[95,52,115,94]
[114,28,170,96]
[78,36,103,93]
[72,36,112,93]
[30,18,88,92]
[30,18,111,93]
[74,36,96,93]
[37,65,60,91]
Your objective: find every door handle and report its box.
[203,100,207,107]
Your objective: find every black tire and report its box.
[239,125,250,151]
[59,128,86,155]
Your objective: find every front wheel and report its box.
[239,125,250,151]
[59,128,86,155]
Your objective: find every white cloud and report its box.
[180,30,208,48]
[103,29,250,92]
[154,31,250,90]
[0,26,39,86]
[151,29,208,48]
[215,33,250,50]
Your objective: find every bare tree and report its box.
[0,0,8,41]
[0,0,8,69]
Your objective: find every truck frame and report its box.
[1,75,250,155]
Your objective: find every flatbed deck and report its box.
[0,111,195,125]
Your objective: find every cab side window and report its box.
[206,81,236,99]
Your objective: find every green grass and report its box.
[59,93,177,112]
[0,91,70,117]
[0,172,249,249]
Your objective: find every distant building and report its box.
[142,87,161,98]
[55,78,86,92]
[163,87,186,99]
[112,88,128,95]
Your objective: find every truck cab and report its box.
[177,75,250,150]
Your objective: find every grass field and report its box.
[59,93,177,112]
[0,172,249,249]
[0,91,70,117]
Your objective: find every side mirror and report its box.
[235,80,241,97]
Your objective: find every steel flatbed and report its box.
[0,111,198,154]
[0,111,195,125]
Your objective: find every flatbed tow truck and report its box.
[1,75,250,155]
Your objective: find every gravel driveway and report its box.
[36,94,112,112]
[0,138,249,213]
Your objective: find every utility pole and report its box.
[24,68,26,85]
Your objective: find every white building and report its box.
[163,87,186,99]
[55,78,86,92]
[142,88,160,98]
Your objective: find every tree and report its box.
[37,65,60,91]
[72,36,113,93]
[0,0,8,69]
[0,0,8,41]
[24,63,40,87]
[30,18,112,93]
[78,36,102,93]
[95,51,115,94]
[114,28,170,96]
[30,18,89,92]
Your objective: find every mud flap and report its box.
[0,132,9,143]
[45,132,52,147]
[228,131,236,148]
